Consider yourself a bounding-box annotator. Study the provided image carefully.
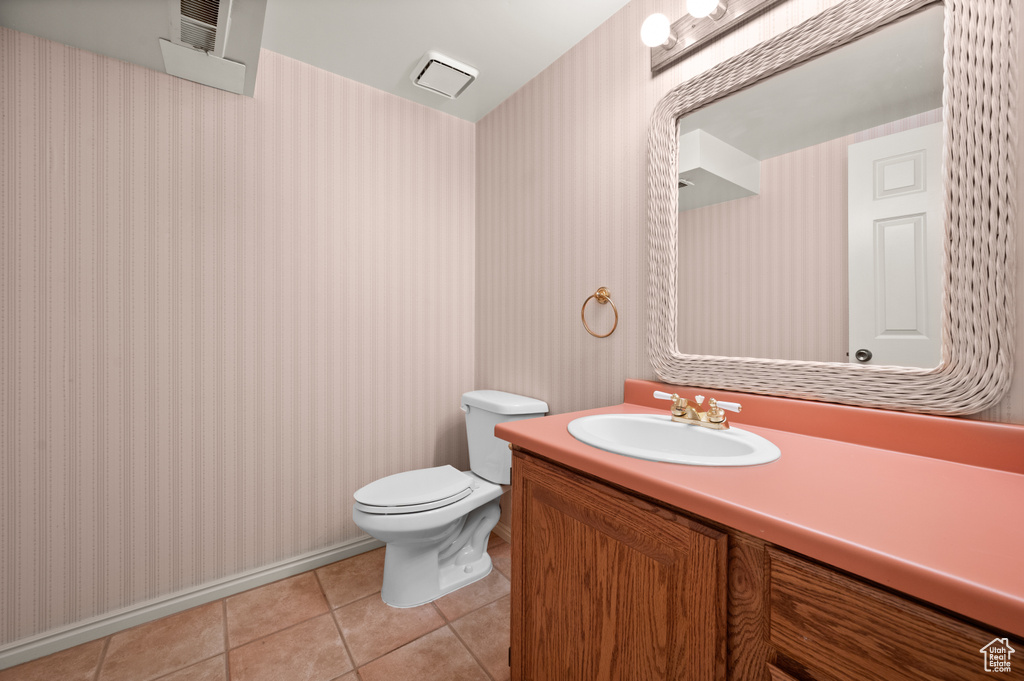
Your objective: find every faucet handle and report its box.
[713,399,742,413]
[653,391,688,418]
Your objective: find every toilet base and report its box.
[383,552,494,609]
[380,497,501,608]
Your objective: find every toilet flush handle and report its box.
[461,405,469,413]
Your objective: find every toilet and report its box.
[352,390,548,607]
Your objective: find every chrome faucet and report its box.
[653,391,742,430]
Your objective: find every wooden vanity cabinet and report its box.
[511,449,1024,681]
[511,453,728,681]
[765,548,1024,680]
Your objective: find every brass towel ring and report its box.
[582,287,618,338]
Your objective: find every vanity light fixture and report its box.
[640,13,677,49]
[687,0,728,20]
[646,0,788,73]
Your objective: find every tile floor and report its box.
[1,535,513,681]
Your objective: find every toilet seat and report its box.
[354,465,474,515]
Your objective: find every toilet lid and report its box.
[354,465,473,514]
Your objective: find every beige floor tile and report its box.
[489,540,511,579]
[357,627,488,681]
[226,572,329,647]
[99,602,224,681]
[228,614,352,681]
[0,638,106,681]
[156,655,226,681]
[12,538,514,681]
[434,570,510,621]
[316,548,386,609]
[334,594,444,665]
[451,596,511,681]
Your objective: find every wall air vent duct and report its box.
[178,0,223,53]
[180,21,216,52]
[182,0,220,26]
[161,0,245,94]
[410,51,478,99]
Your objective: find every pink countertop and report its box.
[496,380,1024,637]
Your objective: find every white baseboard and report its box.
[0,536,384,671]
[493,519,512,543]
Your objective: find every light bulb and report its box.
[687,0,728,20]
[641,13,676,48]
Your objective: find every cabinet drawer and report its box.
[767,548,1022,680]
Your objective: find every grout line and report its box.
[444,623,495,681]
[147,653,225,681]
[337,591,383,613]
[446,599,499,624]
[221,600,231,679]
[330,671,359,681]
[313,553,389,673]
[328,607,358,674]
[223,571,334,652]
[331,599,448,671]
[91,636,112,681]
[430,601,450,624]
[348,627,436,671]
[311,565,358,671]
[438,580,511,625]
[226,607,333,653]
[311,564,334,609]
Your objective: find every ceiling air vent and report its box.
[160,0,245,94]
[410,51,478,99]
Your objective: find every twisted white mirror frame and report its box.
[648,0,1016,415]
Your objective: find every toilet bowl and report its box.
[352,390,547,607]
[353,467,503,607]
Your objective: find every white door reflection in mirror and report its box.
[848,123,942,368]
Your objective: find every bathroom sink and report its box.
[567,414,780,466]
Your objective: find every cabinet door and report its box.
[511,453,727,681]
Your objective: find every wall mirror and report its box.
[676,6,943,369]
[648,0,1015,414]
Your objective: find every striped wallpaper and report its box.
[1,29,475,645]
[475,0,1024,423]
[2,0,1023,658]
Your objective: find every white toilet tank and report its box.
[461,390,548,484]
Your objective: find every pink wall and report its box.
[0,28,475,644]
[475,0,1024,423]
[2,0,1023,656]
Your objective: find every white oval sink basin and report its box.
[567,414,780,466]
